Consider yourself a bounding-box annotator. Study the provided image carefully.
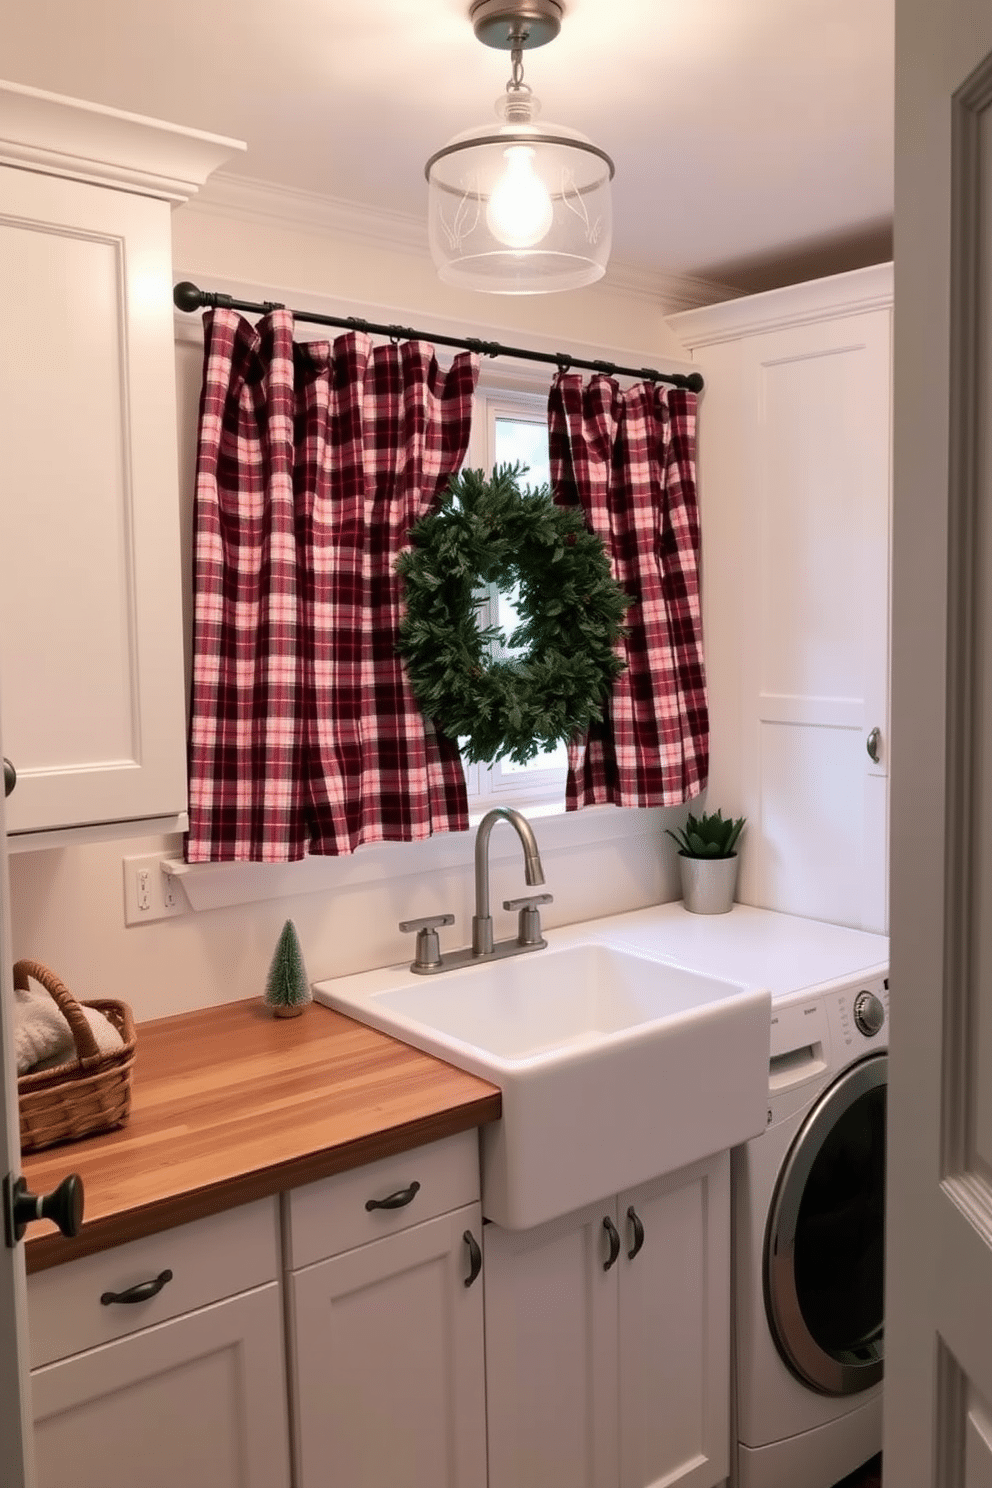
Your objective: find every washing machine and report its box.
[731,952,889,1488]
[589,903,889,1488]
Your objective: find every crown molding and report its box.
[667,261,894,347]
[602,260,742,314]
[188,170,738,314]
[190,170,428,251]
[0,80,244,201]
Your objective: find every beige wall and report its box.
[170,196,694,361]
[6,206,699,1023]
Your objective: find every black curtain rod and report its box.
[172,281,704,394]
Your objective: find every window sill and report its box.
[163,803,668,915]
[467,795,565,827]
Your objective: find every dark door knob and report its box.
[3,758,15,797]
[6,1173,84,1245]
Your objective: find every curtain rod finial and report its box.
[173,281,204,313]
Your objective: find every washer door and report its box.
[764,1052,886,1396]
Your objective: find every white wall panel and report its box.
[760,349,868,703]
[758,720,864,924]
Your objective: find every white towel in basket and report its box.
[14,980,124,1075]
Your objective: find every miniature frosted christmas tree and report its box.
[265,919,312,1018]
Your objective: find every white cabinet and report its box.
[27,1200,291,1488]
[283,1131,488,1488]
[25,1133,735,1488]
[669,265,893,934]
[0,81,239,846]
[484,1152,731,1488]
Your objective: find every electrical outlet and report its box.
[123,854,186,926]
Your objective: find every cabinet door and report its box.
[0,165,188,840]
[743,308,891,932]
[31,1282,290,1488]
[484,1199,620,1488]
[289,1202,486,1488]
[687,294,891,934]
[618,1154,730,1488]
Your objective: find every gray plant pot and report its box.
[679,853,739,915]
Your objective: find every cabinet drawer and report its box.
[284,1130,480,1270]
[28,1197,280,1367]
[33,1283,291,1488]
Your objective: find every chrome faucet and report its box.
[472,807,546,954]
[399,806,553,975]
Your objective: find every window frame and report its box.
[460,386,569,818]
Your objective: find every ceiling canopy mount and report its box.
[469,0,563,50]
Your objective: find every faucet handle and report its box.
[502,894,553,948]
[399,914,455,973]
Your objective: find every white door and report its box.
[617,1157,729,1488]
[0,167,188,840]
[290,1205,487,1488]
[0,747,36,1485]
[483,1199,619,1488]
[885,1,992,1482]
[739,308,891,935]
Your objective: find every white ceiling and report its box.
[1,0,894,299]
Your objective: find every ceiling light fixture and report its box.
[425,0,615,294]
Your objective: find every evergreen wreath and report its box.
[396,463,630,767]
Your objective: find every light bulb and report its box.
[485,146,554,249]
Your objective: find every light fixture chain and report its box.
[508,41,527,94]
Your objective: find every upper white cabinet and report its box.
[669,265,893,933]
[0,81,241,846]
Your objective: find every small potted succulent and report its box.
[665,809,746,915]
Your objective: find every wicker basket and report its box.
[14,959,137,1153]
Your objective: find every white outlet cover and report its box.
[122,853,187,926]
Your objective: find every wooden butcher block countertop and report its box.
[21,997,501,1273]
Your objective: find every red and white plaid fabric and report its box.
[548,373,709,810]
[186,308,478,862]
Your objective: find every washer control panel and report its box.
[853,988,886,1037]
[833,974,889,1052]
[764,970,888,1125]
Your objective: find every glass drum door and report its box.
[764,1053,887,1395]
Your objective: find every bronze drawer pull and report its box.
[627,1205,645,1260]
[463,1229,482,1287]
[603,1215,621,1271]
[365,1181,421,1212]
[101,1269,173,1305]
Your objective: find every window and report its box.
[460,389,568,816]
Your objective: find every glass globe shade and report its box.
[426,115,614,294]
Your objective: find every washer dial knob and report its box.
[853,990,885,1037]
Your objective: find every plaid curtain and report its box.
[186,307,479,862]
[548,373,708,810]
